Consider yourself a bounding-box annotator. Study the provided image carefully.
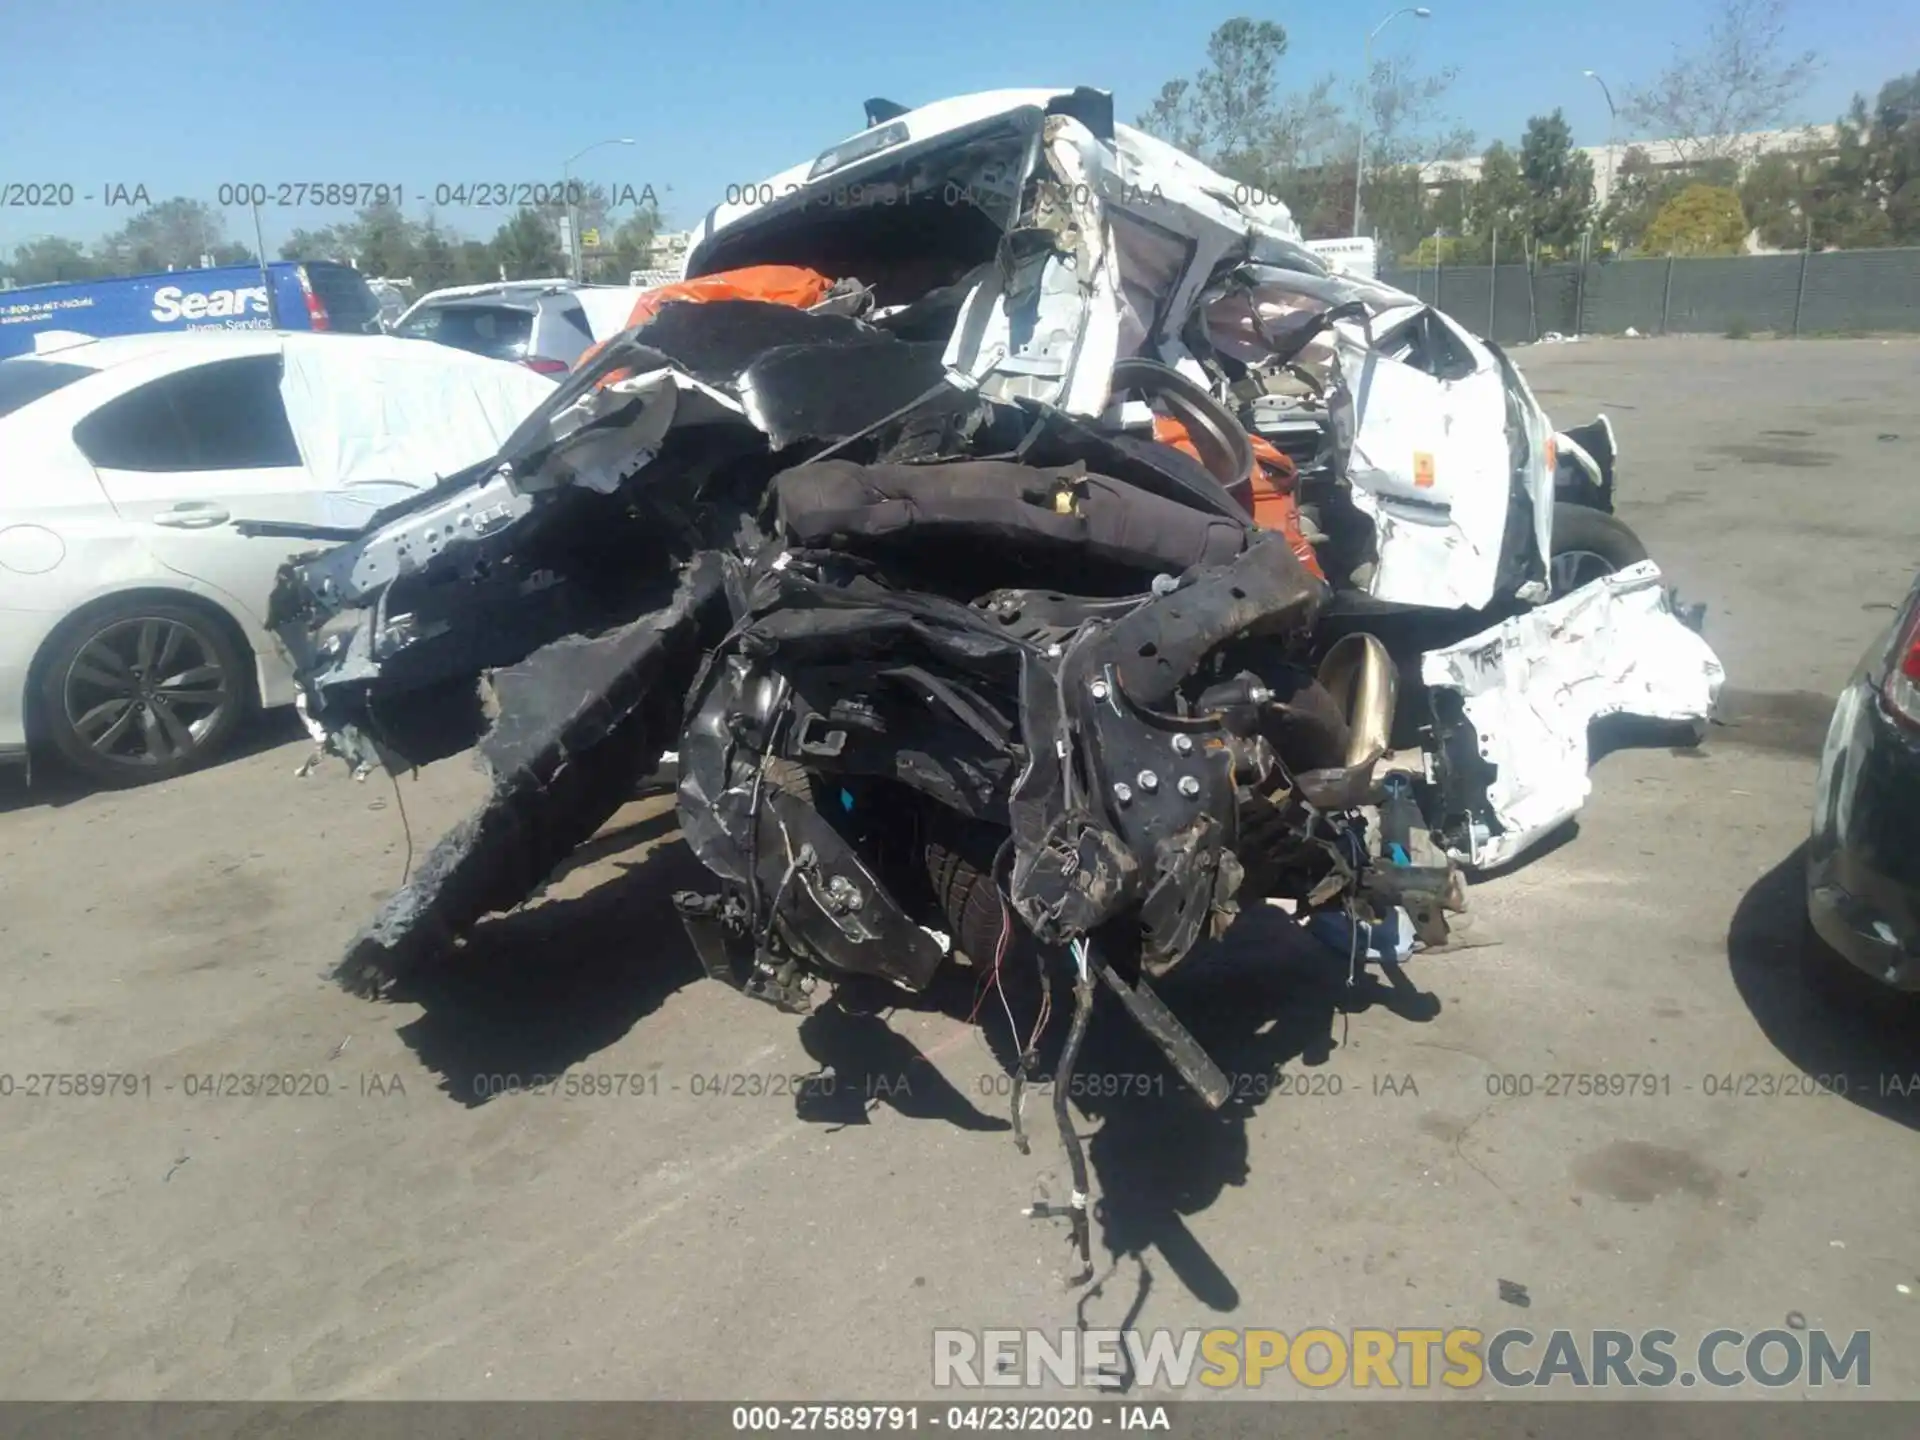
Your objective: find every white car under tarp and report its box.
[278,332,557,523]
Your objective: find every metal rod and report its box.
[249,200,277,328]
[1792,214,1812,337]
[1574,229,1589,336]
[1053,966,1096,1282]
[1526,236,1538,342]
[1488,227,1498,338]
[1661,254,1675,334]
[1097,962,1230,1107]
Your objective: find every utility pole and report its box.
[1489,227,1498,338]
[561,137,635,282]
[1353,7,1432,236]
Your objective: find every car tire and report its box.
[926,828,1011,970]
[1549,502,1649,596]
[37,598,253,788]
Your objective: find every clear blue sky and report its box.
[0,0,1907,253]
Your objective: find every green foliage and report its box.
[1643,183,1750,254]
[601,207,664,283]
[1740,150,1819,247]
[1138,19,1293,169]
[1468,141,1531,253]
[97,197,252,272]
[4,187,663,295]
[1137,15,1471,260]
[1799,71,1920,248]
[1592,148,1740,253]
[1518,110,1596,254]
[490,208,565,280]
[4,236,105,286]
[1723,71,1919,251]
[1405,233,1477,267]
[4,200,253,286]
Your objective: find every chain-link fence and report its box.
[1380,247,1920,341]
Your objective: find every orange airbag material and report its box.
[1152,417,1324,580]
[578,264,839,374]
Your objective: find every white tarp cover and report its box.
[1421,561,1726,869]
[571,286,652,341]
[278,335,556,523]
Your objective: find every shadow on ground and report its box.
[794,902,1441,1324]
[362,804,1444,1325]
[1727,843,1920,1128]
[0,708,310,815]
[384,811,708,1107]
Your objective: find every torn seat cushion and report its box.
[774,459,1251,578]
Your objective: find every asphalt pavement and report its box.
[1,336,1916,1402]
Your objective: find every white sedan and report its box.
[0,330,556,785]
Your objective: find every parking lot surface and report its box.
[2,337,1917,1400]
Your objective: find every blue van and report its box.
[0,260,382,359]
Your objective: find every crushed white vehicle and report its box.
[263,88,1720,1275]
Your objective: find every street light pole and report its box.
[1583,70,1617,219]
[1353,6,1432,237]
[562,137,635,282]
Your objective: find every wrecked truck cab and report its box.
[1185,263,1558,613]
[265,84,1724,1282]
[272,137,1453,996]
[692,88,1608,621]
[269,82,1719,978]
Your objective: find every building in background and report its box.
[1418,124,1839,211]
[628,230,692,287]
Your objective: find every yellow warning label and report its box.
[1413,452,1436,488]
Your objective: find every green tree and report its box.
[411,220,460,291]
[279,225,346,262]
[98,198,249,271]
[1803,71,1920,247]
[1519,110,1596,254]
[603,203,664,283]
[1138,18,1294,173]
[4,236,105,286]
[1267,160,1356,239]
[1363,166,1438,260]
[454,239,501,285]
[1600,146,1736,251]
[1642,183,1749,253]
[1138,15,1466,245]
[1361,58,1474,172]
[281,202,420,275]
[351,201,421,276]
[1469,141,1531,256]
[1740,149,1822,247]
[490,209,563,280]
[1353,60,1471,253]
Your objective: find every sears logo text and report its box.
[151,286,269,324]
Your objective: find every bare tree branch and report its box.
[1621,0,1820,162]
